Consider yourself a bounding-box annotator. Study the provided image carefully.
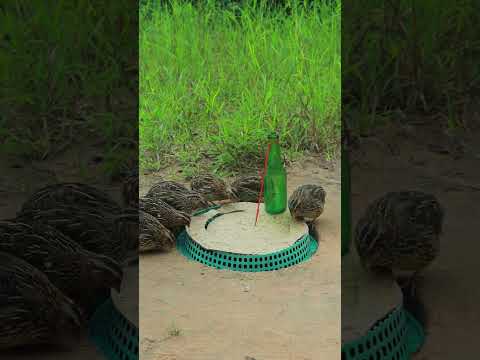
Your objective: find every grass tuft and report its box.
[140,0,341,174]
[343,0,480,133]
[0,1,137,178]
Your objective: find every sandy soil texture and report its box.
[139,156,341,360]
[348,120,480,359]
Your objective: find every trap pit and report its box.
[177,202,318,272]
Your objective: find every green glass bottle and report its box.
[264,133,287,214]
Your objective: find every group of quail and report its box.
[1,169,327,350]
[1,180,138,350]
[140,173,327,253]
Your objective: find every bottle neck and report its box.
[267,141,283,168]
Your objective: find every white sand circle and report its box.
[186,202,309,255]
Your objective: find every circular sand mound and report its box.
[186,202,309,255]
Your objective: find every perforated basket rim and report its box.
[341,307,425,360]
[89,297,139,360]
[177,229,318,272]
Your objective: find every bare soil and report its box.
[139,156,341,360]
[6,115,476,359]
[349,119,480,359]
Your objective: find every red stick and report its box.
[255,143,271,226]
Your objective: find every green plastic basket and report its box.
[89,297,139,360]
[177,205,318,272]
[177,229,318,272]
[341,307,425,360]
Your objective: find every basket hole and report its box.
[382,346,387,356]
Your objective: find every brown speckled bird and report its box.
[17,182,131,263]
[17,205,130,265]
[145,186,210,214]
[122,168,139,208]
[0,251,84,349]
[354,191,444,297]
[0,220,123,315]
[21,183,122,215]
[139,210,175,253]
[139,197,191,228]
[288,184,326,222]
[191,174,230,201]
[112,207,139,264]
[147,180,190,194]
[230,175,262,203]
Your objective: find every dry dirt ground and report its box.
[348,119,480,359]
[139,156,341,360]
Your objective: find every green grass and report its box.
[140,0,341,175]
[0,1,138,179]
[343,0,480,134]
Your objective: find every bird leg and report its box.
[306,221,317,239]
[409,271,423,298]
[399,271,428,329]
[397,272,420,300]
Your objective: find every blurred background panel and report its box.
[0,1,139,359]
